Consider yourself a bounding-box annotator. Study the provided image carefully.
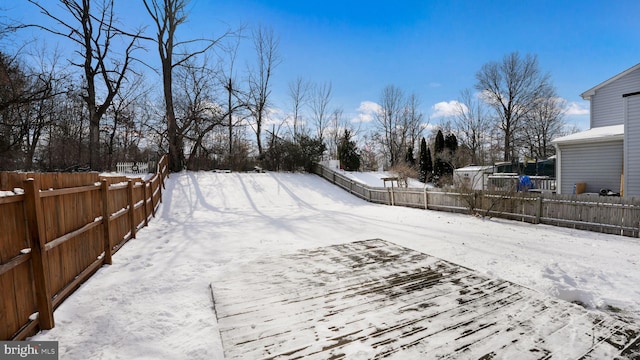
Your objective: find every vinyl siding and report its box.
[591,67,640,128]
[624,95,640,197]
[559,141,623,194]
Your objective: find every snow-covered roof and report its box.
[454,165,493,172]
[552,124,624,145]
[581,63,640,99]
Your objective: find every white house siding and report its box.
[624,94,640,197]
[590,67,640,128]
[559,141,623,194]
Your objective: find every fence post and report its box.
[158,173,163,204]
[535,196,543,224]
[142,181,149,227]
[389,187,395,206]
[149,180,156,217]
[100,180,113,265]
[424,188,429,210]
[128,180,137,239]
[23,179,55,330]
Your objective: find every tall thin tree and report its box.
[453,89,490,165]
[247,25,280,156]
[144,0,227,171]
[475,52,553,162]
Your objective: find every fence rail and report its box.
[314,164,640,238]
[0,155,169,340]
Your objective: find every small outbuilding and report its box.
[453,165,493,191]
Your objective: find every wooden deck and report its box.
[211,239,640,359]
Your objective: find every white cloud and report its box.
[563,101,590,116]
[431,100,465,118]
[266,107,286,125]
[429,82,442,88]
[352,101,382,123]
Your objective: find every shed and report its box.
[453,165,493,191]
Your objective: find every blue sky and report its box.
[6,0,640,131]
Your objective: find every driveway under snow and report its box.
[31,172,640,359]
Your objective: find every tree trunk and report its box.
[256,112,263,155]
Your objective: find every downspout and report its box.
[554,143,562,194]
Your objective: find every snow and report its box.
[454,165,493,172]
[29,171,640,359]
[552,124,624,144]
[338,169,429,188]
[0,188,24,197]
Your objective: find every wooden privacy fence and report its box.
[314,164,640,238]
[0,155,169,340]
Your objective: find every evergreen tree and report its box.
[434,130,446,177]
[418,137,429,182]
[444,133,458,154]
[425,147,433,178]
[434,130,445,154]
[337,130,361,171]
[443,133,459,175]
[405,147,415,167]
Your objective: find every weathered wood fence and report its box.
[314,165,640,238]
[0,155,169,340]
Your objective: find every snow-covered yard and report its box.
[30,171,640,359]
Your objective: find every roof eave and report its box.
[580,63,640,100]
[553,134,624,146]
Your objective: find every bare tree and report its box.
[475,52,553,162]
[310,81,332,142]
[288,76,310,138]
[0,46,69,170]
[173,57,225,170]
[453,88,491,165]
[402,92,424,158]
[45,83,88,170]
[375,85,424,167]
[104,73,150,170]
[246,25,280,156]
[144,0,229,171]
[217,32,248,169]
[26,0,142,170]
[375,85,405,167]
[24,49,70,170]
[327,107,343,159]
[521,93,566,160]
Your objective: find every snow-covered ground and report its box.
[30,171,640,359]
[337,169,429,188]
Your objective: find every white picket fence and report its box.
[116,162,149,174]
